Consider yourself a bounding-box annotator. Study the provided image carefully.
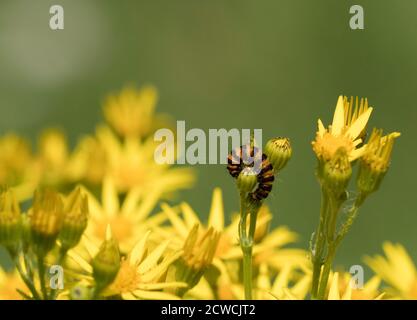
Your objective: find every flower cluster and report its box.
[0,89,408,300]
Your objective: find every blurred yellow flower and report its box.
[365,242,417,299]
[0,134,38,200]
[0,268,28,300]
[83,176,168,253]
[73,125,194,194]
[325,272,385,300]
[103,85,170,139]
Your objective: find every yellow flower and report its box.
[0,268,29,300]
[357,129,400,195]
[73,125,194,194]
[103,85,169,139]
[156,188,309,299]
[68,230,185,300]
[312,96,373,162]
[365,242,417,299]
[0,134,38,200]
[170,224,220,296]
[155,188,246,264]
[83,176,168,253]
[326,272,385,300]
[36,128,80,188]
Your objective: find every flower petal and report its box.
[129,231,151,266]
[208,188,224,231]
[132,289,180,300]
[331,96,345,136]
[328,273,340,300]
[345,107,373,139]
[137,240,170,274]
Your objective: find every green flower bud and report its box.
[264,137,292,172]
[357,129,400,195]
[92,227,120,291]
[0,189,21,251]
[322,148,352,195]
[59,187,89,251]
[237,167,258,193]
[29,189,64,256]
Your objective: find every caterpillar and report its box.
[227,145,275,200]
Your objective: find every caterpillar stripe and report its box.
[227,145,275,200]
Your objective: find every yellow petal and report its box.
[345,107,373,139]
[121,292,138,300]
[121,188,142,216]
[317,119,326,137]
[160,203,188,238]
[137,282,187,291]
[341,281,352,300]
[331,96,345,136]
[129,231,151,266]
[208,188,224,231]
[180,202,200,229]
[132,290,180,300]
[271,265,292,292]
[137,240,170,274]
[328,273,340,300]
[130,189,161,221]
[102,176,119,218]
[67,251,93,274]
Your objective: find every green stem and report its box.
[9,249,42,300]
[37,254,48,300]
[15,262,41,300]
[239,193,252,299]
[242,244,253,300]
[317,245,336,300]
[311,187,328,299]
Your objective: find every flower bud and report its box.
[322,147,352,195]
[357,129,400,195]
[59,187,89,251]
[264,137,292,172]
[237,167,258,193]
[174,224,220,296]
[92,226,120,290]
[0,189,21,250]
[29,189,64,256]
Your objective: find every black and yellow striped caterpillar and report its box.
[227,145,275,200]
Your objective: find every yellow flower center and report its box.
[107,259,140,294]
[112,161,149,191]
[313,132,354,161]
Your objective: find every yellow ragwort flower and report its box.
[103,85,168,138]
[365,242,417,299]
[312,96,373,162]
[68,230,185,300]
[83,176,168,253]
[73,125,194,194]
[326,272,385,300]
[0,134,38,200]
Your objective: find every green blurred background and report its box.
[0,0,415,273]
